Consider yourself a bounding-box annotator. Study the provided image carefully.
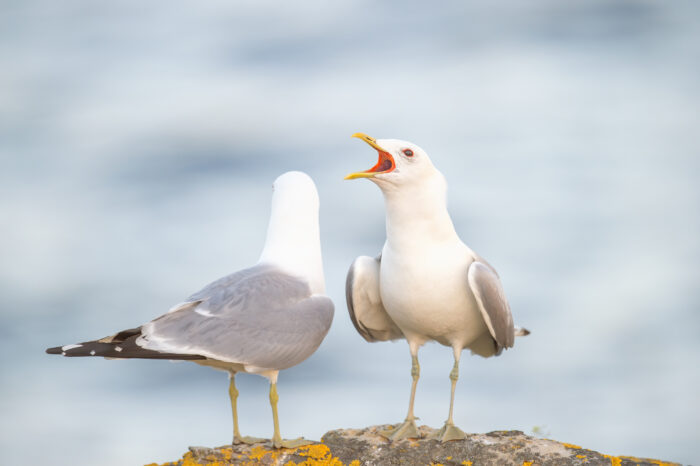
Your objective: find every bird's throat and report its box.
[382,182,458,249]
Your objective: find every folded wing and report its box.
[346,255,403,342]
[138,264,334,370]
[467,261,515,354]
[48,264,334,371]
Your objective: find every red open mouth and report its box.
[365,149,395,174]
[346,132,396,179]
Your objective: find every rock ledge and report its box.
[148,424,679,466]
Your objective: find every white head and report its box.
[259,171,325,293]
[270,170,320,216]
[345,133,457,243]
[345,133,440,190]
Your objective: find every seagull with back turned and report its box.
[345,133,529,442]
[47,171,334,449]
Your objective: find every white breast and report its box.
[379,240,488,348]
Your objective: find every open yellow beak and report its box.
[345,132,396,180]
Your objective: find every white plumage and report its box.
[48,171,333,449]
[346,133,528,442]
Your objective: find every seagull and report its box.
[46,171,334,449]
[345,133,529,442]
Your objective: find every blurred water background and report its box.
[1,1,699,464]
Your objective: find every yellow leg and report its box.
[228,372,265,445]
[380,352,421,441]
[268,382,313,449]
[447,360,458,424]
[431,351,467,442]
[228,373,242,443]
[407,354,420,420]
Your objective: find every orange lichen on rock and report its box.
[600,454,677,466]
[179,451,223,466]
[293,444,344,466]
[218,448,232,461]
[248,445,281,462]
[561,442,583,449]
[149,425,681,466]
[619,456,679,466]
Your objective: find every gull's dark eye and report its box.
[403,149,414,157]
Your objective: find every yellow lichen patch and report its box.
[247,445,282,462]
[461,461,473,466]
[446,457,452,461]
[173,451,215,466]
[297,444,331,460]
[602,455,622,466]
[293,443,344,466]
[523,462,534,466]
[561,442,583,449]
[175,450,230,466]
[179,452,198,466]
[218,448,232,461]
[348,461,361,466]
[619,456,678,466]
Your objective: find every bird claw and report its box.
[380,418,421,441]
[430,422,466,442]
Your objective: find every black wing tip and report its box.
[515,327,531,337]
[44,327,205,360]
[45,339,207,360]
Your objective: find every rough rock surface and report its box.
[149,424,680,466]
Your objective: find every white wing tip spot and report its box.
[115,346,123,352]
[62,344,82,351]
[90,350,96,356]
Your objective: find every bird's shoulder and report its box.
[460,243,499,277]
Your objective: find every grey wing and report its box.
[346,255,403,342]
[467,261,515,353]
[138,264,334,370]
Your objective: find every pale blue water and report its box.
[1,1,699,464]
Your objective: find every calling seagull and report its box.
[345,133,529,442]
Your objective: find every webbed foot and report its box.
[430,422,466,442]
[380,418,421,441]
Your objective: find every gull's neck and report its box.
[380,170,459,250]
[258,201,325,295]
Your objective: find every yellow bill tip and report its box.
[344,172,374,180]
